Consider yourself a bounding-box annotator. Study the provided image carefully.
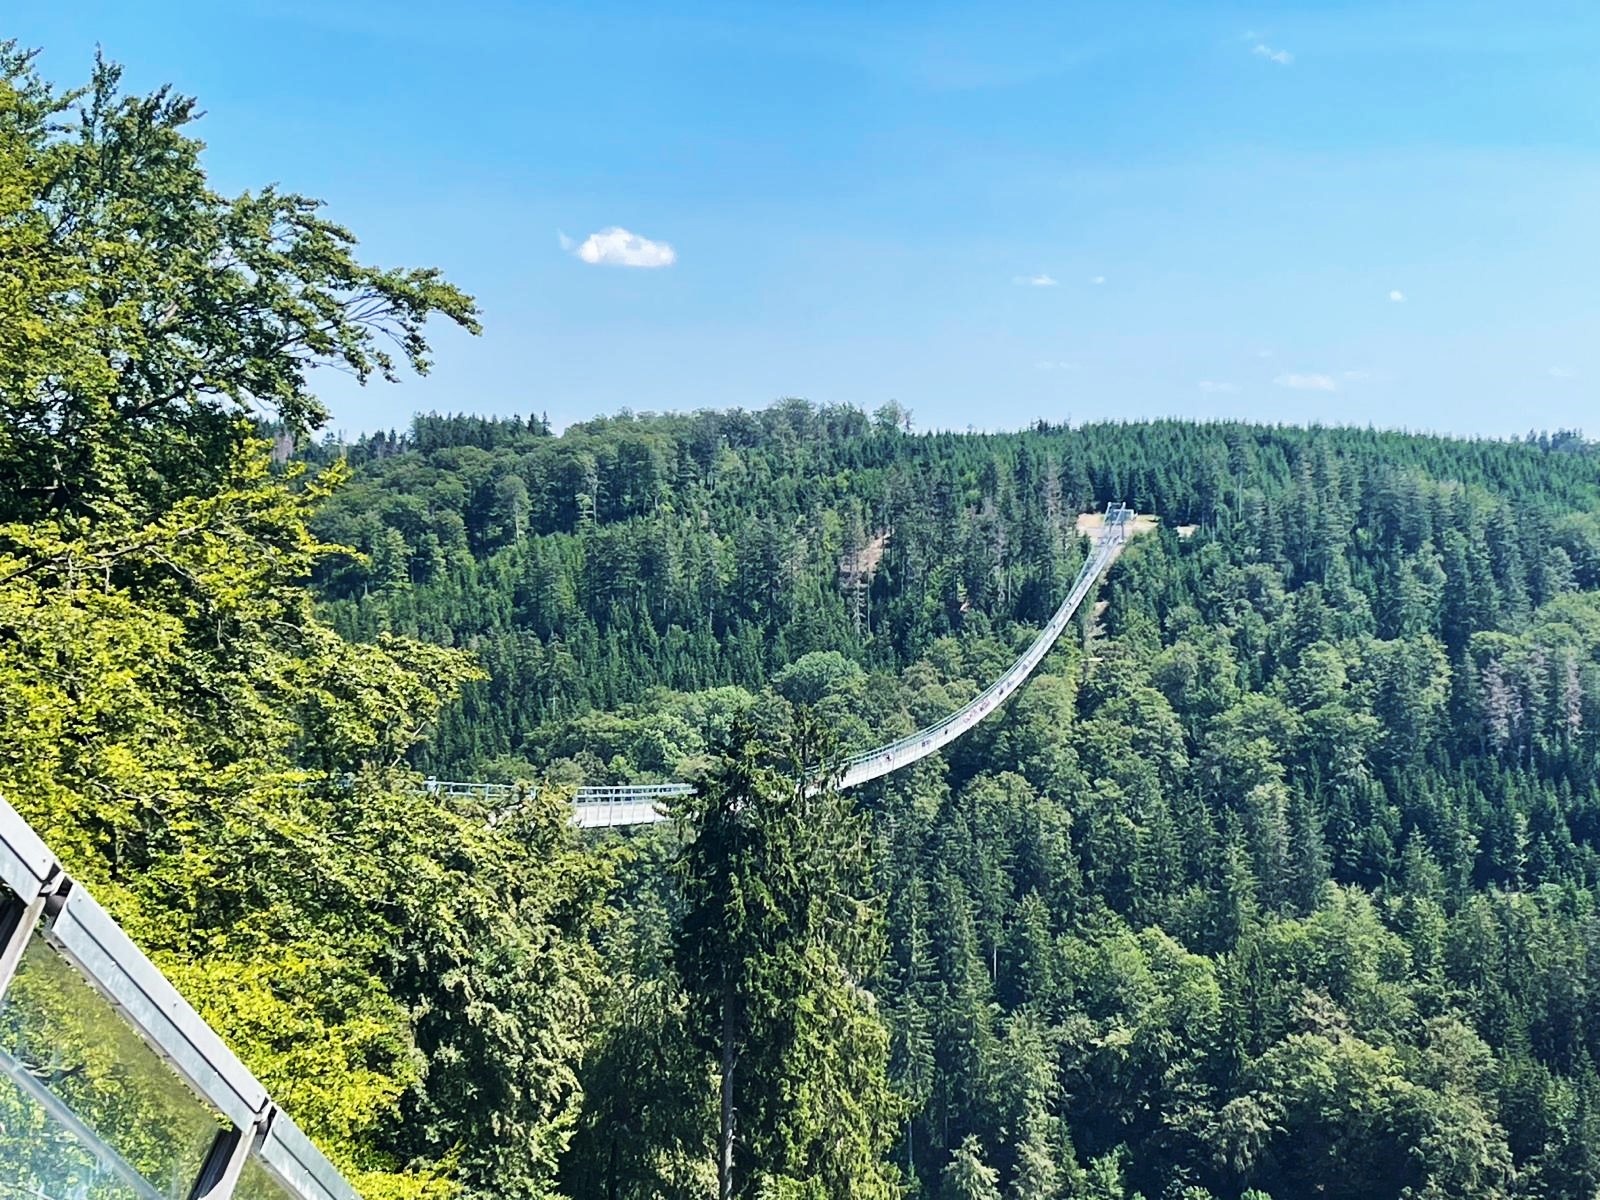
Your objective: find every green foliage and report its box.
[0,42,477,524]
[673,718,904,1199]
[561,834,719,1199]
[319,405,1600,1198]
[942,1137,1000,1200]
[0,42,616,1200]
[0,443,610,1198]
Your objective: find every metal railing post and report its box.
[187,1109,265,1200]
[0,882,52,1001]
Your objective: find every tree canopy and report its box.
[321,401,1600,1200]
[0,42,477,524]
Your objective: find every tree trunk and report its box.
[720,984,736,1200]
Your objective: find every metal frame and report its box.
[0,890,49,998]
[190,1126,254,1200]
[0,795,357,1200]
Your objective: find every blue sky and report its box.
[15,1,1600,437]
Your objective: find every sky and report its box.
[13,1,1600,438]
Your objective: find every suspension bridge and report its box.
[428,502,1143,828]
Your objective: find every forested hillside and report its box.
[313,409,1600,1199]
[12,36,1600,1200]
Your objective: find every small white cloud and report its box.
[1342,369,1372,381]
[1089,275,1106,285]
[568,226,677,268]
[1274,372,1338,392]
[1549,366,1578,380]
[1389,289,1406,302]
[1252,42,1293,65]
[1035,360,1081,371]
[1198,380,1239,394]
[1014,273,1058,287]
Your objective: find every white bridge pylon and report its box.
[429,504,1141,828]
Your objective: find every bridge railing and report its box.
[422,779,692,802]
[832,506,1129,790]
[0,795,355,1200]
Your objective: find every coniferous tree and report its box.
[673,717,901,1199]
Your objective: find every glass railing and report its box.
[0,796,356,1200]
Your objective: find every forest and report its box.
[307,404,1600,1200]
[7,40,1600,1200]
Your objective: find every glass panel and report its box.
[234,1155,299,1200]
[0,936,224,1200]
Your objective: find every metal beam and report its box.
[0,795,356,1200]
[188,1122,258,1200]
[0,795,58,901]
[259,1107,358,1200]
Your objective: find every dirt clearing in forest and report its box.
[1075,510,1159,544]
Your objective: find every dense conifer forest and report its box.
[309,406,1600,1200]
[8,40,1600,1200]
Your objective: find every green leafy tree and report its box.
[0,446,610,1198]
[0,43,477,523]
[0,42,625,1200]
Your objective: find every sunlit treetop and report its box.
[0,42,479,523]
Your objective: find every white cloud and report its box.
[1035,360,1081,371]
[1198,380,1239,394]
[1389,289,1405,302]
[1252,42,1293,65]
[1089,275,1106,285]
[1014,273,1058,287]
[1549,366,1578,380]
[1274,372,1338,392]
[567,226,677,268]
[1342,369,1372,381]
